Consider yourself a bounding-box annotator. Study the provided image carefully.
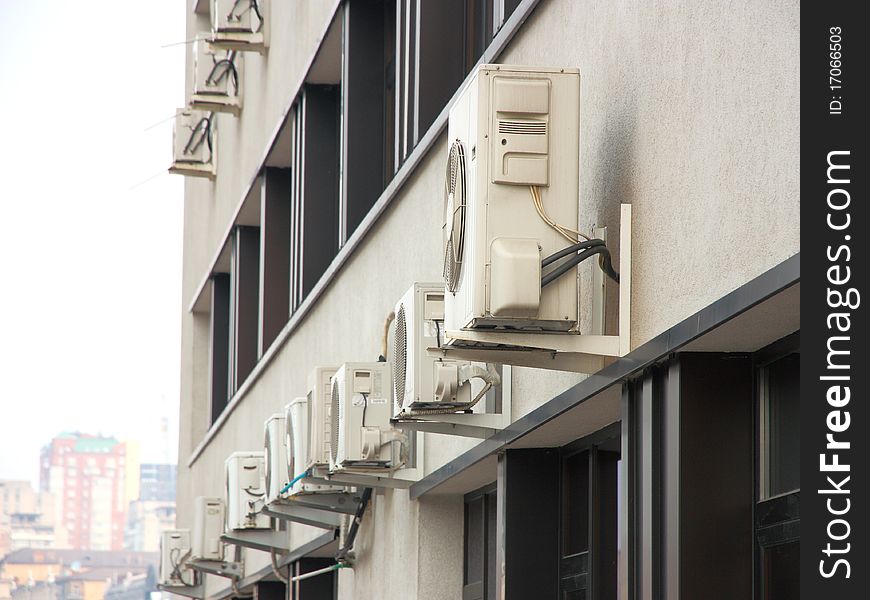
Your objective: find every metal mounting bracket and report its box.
[220,529,292,553]
[186,558,243,579]
[281,491,363,515]
[317,469,416,490]
[191,94,242,116]
[392,411,508,439]
[157,582,205,599]
[260,503,343,530]
[169,161,216,180]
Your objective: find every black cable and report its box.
[206,58,239,93]
[542,246,619,288]
[541,239,605,267]
[361,392,368,428]
[184,117,212,155]
[434,319,442,349]
[335,487,373,561]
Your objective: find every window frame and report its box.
[463,481,497,600]
[558,423,621,600]
[752,332,800,600]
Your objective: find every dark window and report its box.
[208,273,230,424]
[393,0,517,168]
[761,352,800,498]
[560,435,619,600]
[228,226,261,395]
[755,334,800,600]
[342,0,394,241]
[259,168,292,355]
[290,85,341,311]
[464,483,497,600]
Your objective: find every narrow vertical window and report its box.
[229,225,261,395]
[289,85,341,311]
[464,483,497,600]
[755,337,800,600]
[560,435,619,600]
[259,168,292,355]
[208,273,230,424]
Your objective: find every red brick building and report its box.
[39,434,130,551]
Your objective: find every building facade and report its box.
[124,464,176,553]
[137,466,176,504]
[174,1,799,599]
[0,482,56,557]
[40,435,134,551]
[0,549,157,600]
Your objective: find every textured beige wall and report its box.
[176,0,799,598]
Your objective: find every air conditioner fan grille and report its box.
[443,140,467,292]
[393,304,408,411]
[330,381,340,467]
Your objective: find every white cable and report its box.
[270,549,289,584]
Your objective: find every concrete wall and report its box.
[176,0,799,598]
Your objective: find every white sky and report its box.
[0,1,186,486]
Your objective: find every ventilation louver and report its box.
[497,119,547,135]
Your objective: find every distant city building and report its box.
[137,465,175,503]
[39,434,138,551]
[0,482,57,558]
[123,465,176,553]
[0,548,157,600]
[123,502,174,554]
[103,566,157,600]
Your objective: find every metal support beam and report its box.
[157,583,205,599]
[320,470,414,489]
[392,412,507,439]
[186,558,244,579]
[261,504,343,529]
[221,529,293,553]
[282,492,363,515]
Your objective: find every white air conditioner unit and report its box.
[263,414,289,505]
[191,38,241,115]
[285,397,343,494]
[225,451,270,530]
[392,282,500,416]
[169,108,216,179]
[160,529,194,586]
[306,366,337,469]
[443,64,580,335]
[330,362,403,472]
[211,0,268,53]
[191,497,225,561]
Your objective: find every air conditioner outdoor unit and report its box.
[225,451,270,530]
[160,529,194,586]
[392,282,500,417]
[330,362,404,472]
[286,397,343,494]
[191,497,225,561]
[263,415,288,505]
[443,64,581,335]
[169,108,215,179]
[306,366,337,470]
[191,38,241,115]
[211,0,268,52]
